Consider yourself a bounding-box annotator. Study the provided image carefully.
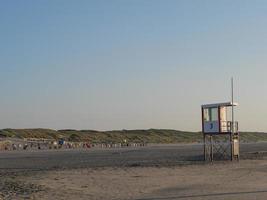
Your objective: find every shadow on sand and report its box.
[136,190,267,200]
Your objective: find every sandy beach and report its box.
[0,145,267,200]
[1,159,265,200]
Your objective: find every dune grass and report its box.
[0,129,266,143]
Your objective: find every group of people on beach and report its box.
[0,140,92,151]
[0,139,147,151]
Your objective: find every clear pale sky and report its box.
[1,0,267,131]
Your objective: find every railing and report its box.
[220,121,238,133]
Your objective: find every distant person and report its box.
[23,143,28,150]
[12,144,17,150]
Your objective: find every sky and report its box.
[1,0,267,131]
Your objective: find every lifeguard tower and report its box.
[201,79,239,161]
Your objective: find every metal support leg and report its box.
[210,136,213,162]
[203,134,206,161]
[230,133,233,161]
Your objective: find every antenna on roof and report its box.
[231,77,234,134]
[231,77,234,104]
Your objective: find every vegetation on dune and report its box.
[0,129,267,143]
